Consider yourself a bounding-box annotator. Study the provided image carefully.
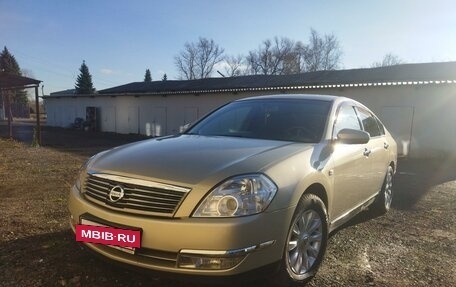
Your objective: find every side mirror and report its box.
[180,123,192,133]
[337,129,370,144]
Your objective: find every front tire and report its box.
[274,194,328,286]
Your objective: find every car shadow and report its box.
[0,229,156,286]
[0,229,264,287]
[392,157,456,210]
[329,209,379,238]
[330,156,456,236]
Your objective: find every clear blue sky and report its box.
[1,0,455,94]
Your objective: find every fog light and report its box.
[178,254,245,270]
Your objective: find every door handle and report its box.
[363,148,371,157]
[384,142,389,149]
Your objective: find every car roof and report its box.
[237,94,342,102]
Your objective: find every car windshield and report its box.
[187,99,331,143]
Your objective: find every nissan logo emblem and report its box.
[108,185,125,203]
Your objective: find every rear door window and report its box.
[375,117,385,135]
[356,107,382,137]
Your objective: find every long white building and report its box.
[43,62,456,158]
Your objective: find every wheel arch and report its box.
[303,183,328,210]
[389,161,396,173]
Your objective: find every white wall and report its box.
[321,84,456,158]
[43,84,456,158]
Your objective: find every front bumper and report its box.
[68,185,294,276]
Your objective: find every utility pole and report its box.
[35,85,41,145]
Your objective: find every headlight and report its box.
[193,174,277,217]
[74,170,86,191]
[74,164,87,192]
[74,150,108,192]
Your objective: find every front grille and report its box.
[83,174,189,217]
[96,244,178,268]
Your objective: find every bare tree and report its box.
[223,55,245,77]
[371,53,405,67]
[246,37,296,75]
[175,42,196,80]
[302,29,342,72]
[283,41,304,74]
[21,69,36,102]
[244,30,342,75]
[175,37,225,80]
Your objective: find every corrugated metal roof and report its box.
[50,89,76,96]
[47,61,456,97]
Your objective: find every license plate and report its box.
[76,219,141,254]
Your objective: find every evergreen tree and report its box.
[144,69,152,82]
[162,73,167,81]
[0,46,28,104]
[75,60,95,94]
[0,46,27,137]
[0,47,21,74]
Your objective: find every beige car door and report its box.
[331,104,371,220]
[356,107,389,197]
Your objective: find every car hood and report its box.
[89,135,310,186]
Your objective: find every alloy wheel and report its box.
[286,209,323,275]
[384,168,393,209]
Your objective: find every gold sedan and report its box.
[69,94,397,286]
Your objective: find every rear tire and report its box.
[372,165,394,214]
[274,194,328,286]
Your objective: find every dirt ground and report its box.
[0,122,455,286]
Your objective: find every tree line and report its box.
[60,28,407,94]
[174,29,404,80]
[174,28,344,79]
[2,30,405,97]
